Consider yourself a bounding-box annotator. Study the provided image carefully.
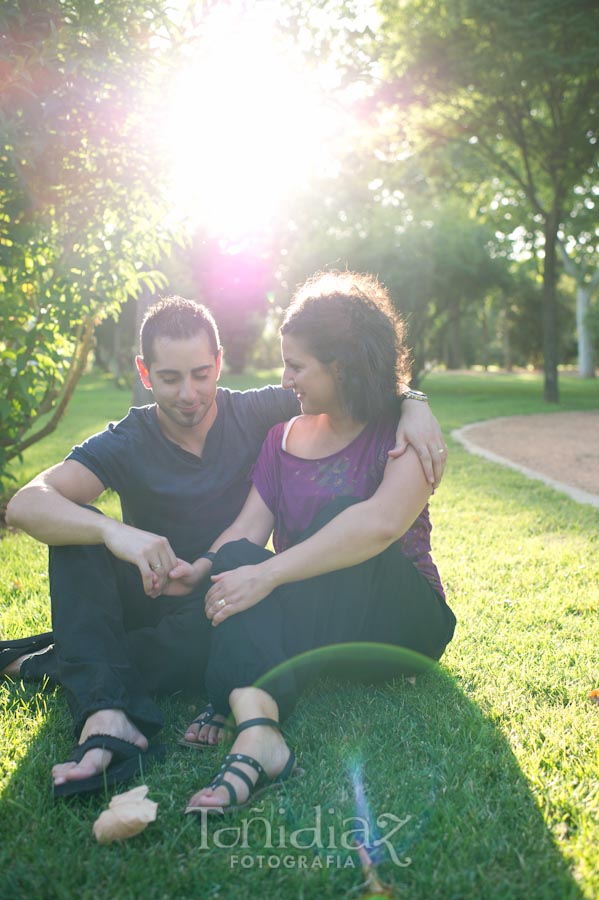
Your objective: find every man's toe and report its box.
[52,749,112,784]
[52,761,77,780]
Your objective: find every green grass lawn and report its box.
[1,370,598,899]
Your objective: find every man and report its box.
[3,296,447,798]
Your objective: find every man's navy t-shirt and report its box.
[67,386,299,563]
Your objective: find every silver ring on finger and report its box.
[217,598,226,609]
[150,563,164,571]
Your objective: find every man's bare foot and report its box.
[182,704,227,747]
[1,649,47,679]
[52,709,148,787]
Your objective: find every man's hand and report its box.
[158,558,207,599]
[389,400,447,488]
[205,564,275,626]
[102,519,177,596]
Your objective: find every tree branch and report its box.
[6,317,95,461]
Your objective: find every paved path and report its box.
[452,411,599,509]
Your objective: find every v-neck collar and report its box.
[151,396,223,464]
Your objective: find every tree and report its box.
[278,158,507,382]
[0,0,175,489]
[558,172,599,377]
[375,0,599,401]
[425,203,508,369]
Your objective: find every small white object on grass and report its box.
[92,785,158,844]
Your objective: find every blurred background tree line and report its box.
[1,0,598,483]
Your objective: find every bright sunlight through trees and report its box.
[162,3,353,236]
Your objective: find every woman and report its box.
[168,271,455,814]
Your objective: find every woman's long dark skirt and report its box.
[205,498,456,720]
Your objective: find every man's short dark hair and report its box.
[140,296,220,366]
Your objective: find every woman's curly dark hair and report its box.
[280,271,411,423]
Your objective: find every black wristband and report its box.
[199,551,216,563]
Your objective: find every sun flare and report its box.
[163,6,346,236]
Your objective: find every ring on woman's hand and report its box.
[217,598,226,609]
[437,448,445,454]
[150,563,163,571]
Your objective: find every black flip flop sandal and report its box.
[1,632,54,675]
[178,703,229,750]
[53,734,166,800]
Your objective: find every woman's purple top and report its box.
[251,416,445,599]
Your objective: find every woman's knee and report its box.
[213,539,273,574]
[298,496,362,541]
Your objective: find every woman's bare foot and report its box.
[182,705,227,747]
[186,688,292,811]
[52,709,148,787]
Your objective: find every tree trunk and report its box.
[557,243,598,380]
[542,211,560,403]
[501,295,512,372]
[445,296,462,370]
[576,283,596,378]
[480,308,489,370]
[9,318,96,459]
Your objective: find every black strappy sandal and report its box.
[185,717,302,816]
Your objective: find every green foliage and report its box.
[278,166,510,380]
[374,0,599,399]
[378,0,599,197]
[0,0,176,488]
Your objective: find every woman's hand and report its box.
[205,564,275,626]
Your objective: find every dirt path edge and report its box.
[452,418,599,510]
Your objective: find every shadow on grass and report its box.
[0,651,584,900]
